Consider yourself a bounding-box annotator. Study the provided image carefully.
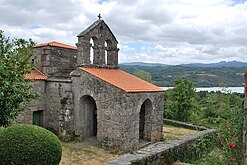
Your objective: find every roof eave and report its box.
[126,90,165,93]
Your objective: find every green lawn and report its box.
[163,125,198,142]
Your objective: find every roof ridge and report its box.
[33,41,77,50]
[77,19,118,43]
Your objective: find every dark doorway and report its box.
[139,104,145,139]
[139,99,152,141]
[33,110,43,126]
[80,95,97,137]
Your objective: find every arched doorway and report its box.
[139,99,152,140]
[80,95,97,137]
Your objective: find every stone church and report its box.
[19,18,164,150]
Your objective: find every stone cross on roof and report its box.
[98,14,102,20]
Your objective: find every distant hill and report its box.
[119,64,246,87]
[120,62,167,67]
[181,61,247,68]
[120,61,247,68]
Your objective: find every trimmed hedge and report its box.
[0,124,62,165]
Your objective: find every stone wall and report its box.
[15,79,75,141]
[32,46,77,77]
[45,79,74,140]
[114,92,164,150]
[71,69,163,150]
[15,80,46,125]
[163,119,207,131]
[108,129,216,165]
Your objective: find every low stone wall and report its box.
[108,129,215,165]
[163,119,208,131]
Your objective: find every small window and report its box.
[33,110,44,126]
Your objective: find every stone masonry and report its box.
[17,18,164,150]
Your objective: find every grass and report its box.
[163,125,198,142]
[60,125,198,164]
[60,138,118,165]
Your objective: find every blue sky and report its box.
[1,0,247,64]
[126,42,151,54]
[97,0,108,4]
[232,0,246,4]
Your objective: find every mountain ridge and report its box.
[119,62,246,87]
[120,61,247,68]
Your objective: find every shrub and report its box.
[164,78,198,122]
[0,124,62,165]
[192,91,244,164]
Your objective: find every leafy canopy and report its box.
[133,69,152,83]
[0,30,37,127]
[164,78,198,122]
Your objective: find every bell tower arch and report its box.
[76,16,119,69]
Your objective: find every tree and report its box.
[133,69,152,83]
[164,78,198,122]
[0,30,37,127]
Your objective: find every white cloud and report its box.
[0,0,247,64]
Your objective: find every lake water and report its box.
[161,87,244,93]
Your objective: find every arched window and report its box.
[105,39,112,65]
[90,37,99,64]
[90,38,94,64]
[104,41,107,64]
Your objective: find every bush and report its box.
[192,91,244,164]
[164,78,198,122]
[0,124,62,165]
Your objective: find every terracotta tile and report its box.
[81,68,164,93]
[25,68,47,80]
[33,41,77,50]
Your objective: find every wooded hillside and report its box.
[119,65,246,87]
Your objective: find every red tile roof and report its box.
[81,68,164,93]
[33,41,77,50]
[25,68,47,80]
